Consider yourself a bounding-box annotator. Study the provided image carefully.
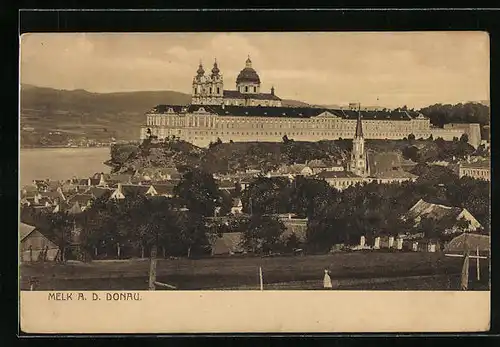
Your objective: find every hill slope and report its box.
[20,85,310,146]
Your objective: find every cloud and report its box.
[20,32,489,107]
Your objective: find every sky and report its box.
[20,32,490,108]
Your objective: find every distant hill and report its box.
[20,84,311,145]
[281,99,311,107]
[20,84,193,145]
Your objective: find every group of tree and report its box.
[401,136,479,163]
[418,102,490,127]
[239,168,490,252]
[22,158,489,260]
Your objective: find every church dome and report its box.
[236,56,261,84]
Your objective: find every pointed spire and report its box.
[355,104,363,138]
[245,55,252,68]
[271,85,275,96]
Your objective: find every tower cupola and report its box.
[197,61,205,76]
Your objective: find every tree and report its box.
[241,215,286,254]
[241,176,292,215]
[416,217,440,240]
[285,233,301,252]
[402,146,419,162]
[282,134,290,143]
[174,167,222,217]
[460,133,469,143]
[42,210,74,262]
[408,133,416,142]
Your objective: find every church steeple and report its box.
[355,106,363,138]
[349,104,367,177]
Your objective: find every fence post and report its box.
[148,245,158,291]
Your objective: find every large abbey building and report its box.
[140,57,481,148]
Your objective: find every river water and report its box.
[20,147,112,187]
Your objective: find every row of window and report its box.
[462,169,489,178]
[194,86,221,95]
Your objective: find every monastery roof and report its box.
[150,104,414,121]
[223,90,281,101]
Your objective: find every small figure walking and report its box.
[323,269,333,289]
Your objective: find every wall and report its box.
[141,111,478,148]
[443,123,482,148]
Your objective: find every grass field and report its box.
[20,252,490,291]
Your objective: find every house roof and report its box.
[367,152,402,175]
[211,232,245,254]
[405,199,464,222]
[89,178,100,186]
[140,167,179,175]
[67,201,83,215]
[315,171,360,179]
[121,184,150,197]
[105,174,133,183]
[307,159,327,168]
[444,233,490,253]
[47,181,62,190]
[460,160,490,169]
[284,164,311,174]
[232,198,242,207]
[151,184,175,196]
[67,194,93,206]
[218,180,237,189]
[21,185,38,193]
[20,222,36,241]
[86,187,112,199]
[371,169,418,179]
[40,191,65,201]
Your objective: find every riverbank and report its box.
[20,147,112,186]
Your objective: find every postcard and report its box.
[19,31,490,333]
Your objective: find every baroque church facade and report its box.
[191,56,282,107]
[140,56,480,148]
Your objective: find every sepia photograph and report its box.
[19,31,491,333]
